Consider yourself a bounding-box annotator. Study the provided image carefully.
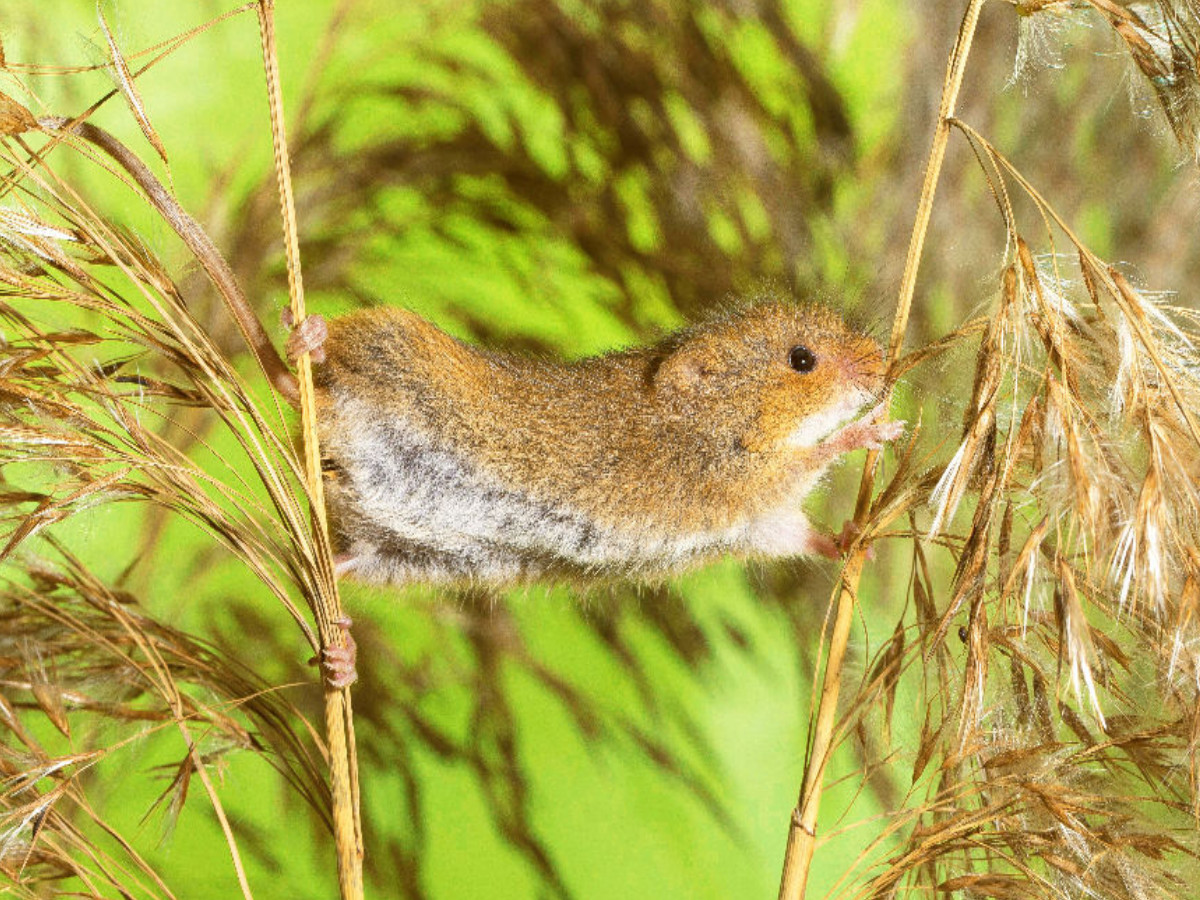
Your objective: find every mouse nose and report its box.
[841,338,887,391]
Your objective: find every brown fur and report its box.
[312,302,893,583]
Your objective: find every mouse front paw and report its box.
[282,310,328,365]
[825,404,905,454]
[856,417,905,450]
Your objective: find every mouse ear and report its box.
[654,343,715,394]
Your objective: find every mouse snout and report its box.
[836,337,887,394]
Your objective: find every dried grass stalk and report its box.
[0,7,358,894]
[777,0,988,894]
[253,3,362,896]
[780,0,1200,897]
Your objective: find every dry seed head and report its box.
[0,92,36,136]
[1045,376,1106,547]
[921,242,1200,761]
[1111,314,1140,418]
[1009,0,1086,89]
[1112,0,1200,163]
[0,210,77,245]
[1056,559,1106,727]
[1109,436,1169,613]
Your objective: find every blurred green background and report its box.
[3,0,1196,897]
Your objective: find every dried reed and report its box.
[0,3,360,896]
[780,1,1200,897]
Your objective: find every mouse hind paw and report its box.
[810,520,876,560]
[283,311,329,365]
[310,616,357,689]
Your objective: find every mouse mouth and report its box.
[784,385,875,448]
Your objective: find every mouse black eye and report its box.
[788,345,816,373]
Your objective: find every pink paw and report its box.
[810,520,875,560]
[313,616,357,689]
[828,403,904,453]
[282,310,328,364]
[860,417,905,449]
[808,531,842,560]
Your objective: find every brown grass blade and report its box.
[96,5,168,166]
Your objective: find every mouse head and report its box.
[653,302,886,453]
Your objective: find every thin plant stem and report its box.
[775,0,987,896]
[255,2,364,898]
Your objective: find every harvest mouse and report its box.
[288,302,902,587]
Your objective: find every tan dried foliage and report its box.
[97,5,168,165]
[813,8,1200,895]
[839,246,1200,897]
[0,93,35,136]
[0,12,345,895]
